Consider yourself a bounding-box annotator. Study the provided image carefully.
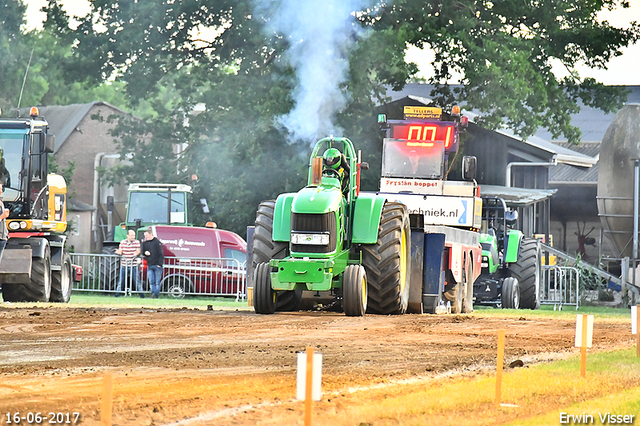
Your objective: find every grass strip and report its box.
[314,347,640,426]
[0,293,251,310]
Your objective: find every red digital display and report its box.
[390,122,458,151]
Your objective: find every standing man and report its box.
[115,229,144,297]
[142,228,164,299]
[0,184,9,264]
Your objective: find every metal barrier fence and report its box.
[540,265,580,310]
[71,253,247,300]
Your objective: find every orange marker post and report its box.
[305,347,314,426]
[575,314,593,378]
[495,329,505,407]
[101,373,113,426]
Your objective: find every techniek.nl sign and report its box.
[384,194,473,227]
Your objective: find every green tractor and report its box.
[473,197,542,309]
[251,137,411,316]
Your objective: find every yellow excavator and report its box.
[0,107,73,302]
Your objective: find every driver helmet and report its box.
[323,148,342,170]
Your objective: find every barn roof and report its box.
[20,101,128,153]
[480,185,557,207]
[548,142,601,185]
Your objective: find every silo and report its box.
[597,103,640,258]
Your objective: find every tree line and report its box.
[1,0,638,237]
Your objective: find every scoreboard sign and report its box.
[389,121,458,152]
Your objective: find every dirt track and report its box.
[0,305,634,425]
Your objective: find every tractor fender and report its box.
[351,193,387,244]
[272,193,296,242]
[504,229,523,263]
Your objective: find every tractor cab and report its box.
[480,197,520,272]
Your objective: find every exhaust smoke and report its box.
[256,0,376,142]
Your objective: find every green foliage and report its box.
[48,154,76,191]
[361,0,639,143]
[0,0,128,113]
[8,0,639,238]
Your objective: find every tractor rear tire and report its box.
[362,202,411,315]
[254,262,276,314]
[510,238,541,310]
[343,265,367,317]
[50,252,73,303]
[253,200,289,264]
[2,245,52,302]
[100,245,120,291]
[253,200,302,312]
[501,277,520,309]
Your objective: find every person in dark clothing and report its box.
[142,228,164,298]
[323,148,350,195]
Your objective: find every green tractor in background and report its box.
[473,197,542,309]
[251,137,411,316]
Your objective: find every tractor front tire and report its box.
[254,262,276,314]
[253,200,302,312]
[510,238,541,310]
[343,265,367,317]
[501,277,520,309]
[362,202,411,315]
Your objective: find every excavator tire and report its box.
[362,202,411,315]
[2,245,52,302]
[253,200,302,312]
[50,252,73,303]
[510,238,541,310]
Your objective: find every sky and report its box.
[24,0,640,86]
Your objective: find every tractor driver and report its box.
[323,148,350,195]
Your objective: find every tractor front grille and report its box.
[290,212,337,253]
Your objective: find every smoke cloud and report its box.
[256,0,376,143]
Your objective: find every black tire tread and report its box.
[510,238,541,310]
[343,265,366,316]
[501,277,520,309]
[100,245,120,291]
[362,202,411,315]
[50,253,72,303]
[253,200,300,312]
[254,262,275,314]
[2,246,51,302]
